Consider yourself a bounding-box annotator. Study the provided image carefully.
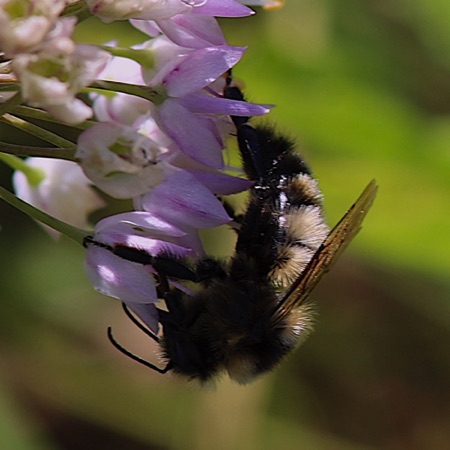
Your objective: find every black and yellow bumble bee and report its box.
[85,80,377,385]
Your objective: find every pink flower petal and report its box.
[127,303,160,335]
[163,46,245,97]
[188,169,252,195]
[141,170,231,228]
[180,91,271,116]
[157,99,224,168]
[96,211,187,238]
[85,246,158,305]
[167,152,252,194]
[193,0,254,17]
[93,211,203,258]
[130,19,161,37]
[156,15,226,48]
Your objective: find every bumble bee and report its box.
[85,81,377,385]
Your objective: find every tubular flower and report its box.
[76,122,173,199]
[0,0,66,56]
[12,157,104,238]
[11,18,111,124]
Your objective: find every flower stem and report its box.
[0,91,22,116]
[98,46,155,69]
[0,114,75,148]
[0,153,45,186]
[61,0,91,22]
[12,105,94,130]
[0,186,90,245]
[88,80,167,105]
[0,142,76,160]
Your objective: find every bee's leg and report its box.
[223,89,266,181]
[121,302,160,343]
[195,258,228,285]
[107,325,172,374]
[84,236,199,282]
[105,301,172,373]
[84,236,229,295]
[108,242,228,286]
[221,198,243,232]
[159,290,184,322]
[151,255,199,282]
[155,270,170,299]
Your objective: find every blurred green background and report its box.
[1,1,449,449]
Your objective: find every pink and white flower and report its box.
[13,157,104,238]
[76,122,173,199]
[11,18,111,124]
[0,0,66,56]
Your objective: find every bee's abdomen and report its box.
[269,205,329,287]
[231,107,329,287]
[269,173,329,288]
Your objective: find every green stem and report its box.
[61,0,91,22]
[0,186,90,245]
[12,105,95,130]
[0,114,75,148]
[98,46,155,69]
[0,91,22,116]
[0,153,45,186]
[0,142,76,160]
[0,82,20,91]
[88,80,167,105]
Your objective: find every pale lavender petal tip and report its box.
[127,303,160,335]
[85,247,158,305]
[193,0,254,18]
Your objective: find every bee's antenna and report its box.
[107,326,172,374]
[121,303,159,343]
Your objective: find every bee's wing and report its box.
[273,179,378,322]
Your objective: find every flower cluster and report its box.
[0,0,279,332]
